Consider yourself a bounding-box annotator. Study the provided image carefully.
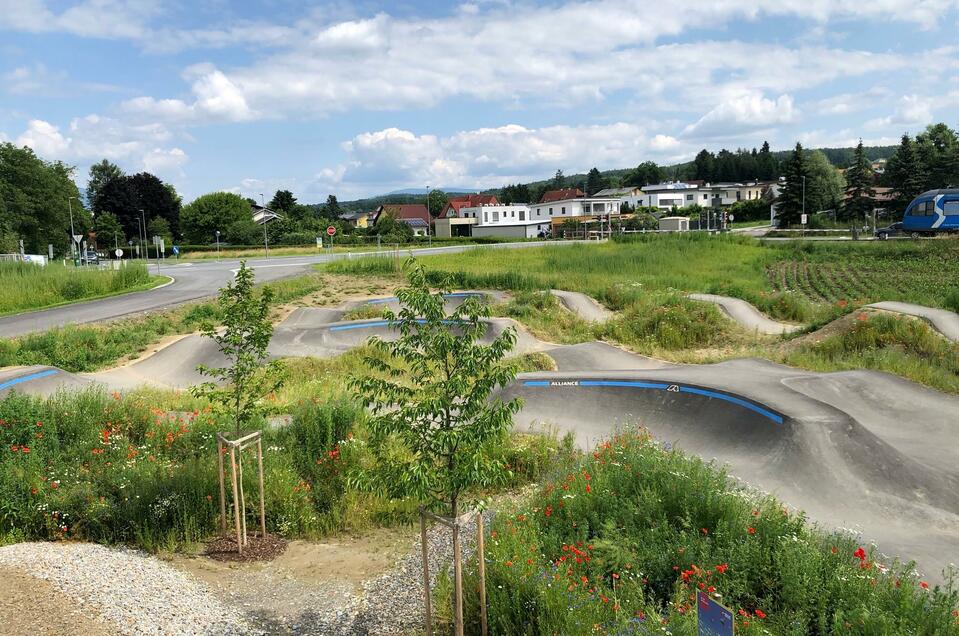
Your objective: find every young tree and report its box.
[181,192,255,244]
[552,169,566,189]
[426,189,449,218]
[147,216,174,244]
[776,142,809,227]
[805,150,846,214]
[585,167,608,195]
[842,140,876,223]
[94,212,125,247]
[349,260,521,519]
[268,189,297,214]
[192,262,282,437]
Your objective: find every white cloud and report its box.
[142,147,187,175]
[16,119,71,157]
[683,93,798,139]
[865,94,935,129]
[313,122,696,198]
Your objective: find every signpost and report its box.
[697,591,734,636]
[327,225,336,251]
[115,248,123,259]
[172,245,180,260]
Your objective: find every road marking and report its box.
[0,369,59,391]
[521,379,784,425]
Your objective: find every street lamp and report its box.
[426,185,431,237]
[67,196,80,263]
[139,208,147,261]
[135,217,143,259]
[259,193,269,258]
[801,176,806,232]
[215,230,221,260]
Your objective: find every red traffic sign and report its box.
[326,226,337,236]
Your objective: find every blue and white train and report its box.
[901,188,959,236]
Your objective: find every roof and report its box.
[374,204,431,224]
[539,188,585,203]
[339,211,369,220]
[401,218,430,228]
[443,194,499,217]
[593,187,641,197]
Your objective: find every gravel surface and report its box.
[0,542,250,636]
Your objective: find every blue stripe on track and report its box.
[0,369,59,391]
[521,379,783,425]
[366,292,483,304]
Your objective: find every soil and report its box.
[205,532,288,563]
[0,566,111,636]
[168,526,418,627]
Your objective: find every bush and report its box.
[464,429,959,634]
[601,293,730,350]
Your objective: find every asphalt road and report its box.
[0,241,565,338]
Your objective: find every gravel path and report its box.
[0,543,250,636]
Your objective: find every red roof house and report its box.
[539,188,585,203]
[373,204,431,225]
[442,194,499,217]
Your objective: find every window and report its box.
[944,201,959,215]
[561,206,566,214]
[912,201,934,216]
[703,194,708,200]
[483,211,488,223]
[520,210,525,221]
[686,194,693,201]
[492,210,499,222]
[549,207,553,215]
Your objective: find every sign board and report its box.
[326,226,337,236]
[159,238,165,254]
[172,246,180,256]
[115,248,124,258]
[48,244,54,260]
[729,214,735,222]
[316,236,322,247]
[697,591,734,636]
[801,213,808,225]
[73,234,83,245]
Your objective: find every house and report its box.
[434,203,551,239]
[530,189,621,222]
[638,182,704,209]
[373,204,432,236]
[339,211,370,229]
[593,186,645,208]
[251,203,281,225]
[659,216,690,232]
[442,194,499,218]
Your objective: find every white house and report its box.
[528,188,622,221]
[639,183,706,209]
[593,186,645,208]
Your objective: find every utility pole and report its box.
[139,208,147,261]
[802,176,806,234]
[426,185,431,237]
[216,230,221,261]
[68,196,79,264]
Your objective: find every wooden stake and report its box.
[477,513,488,636]
[453,521,464,636]
[217,436,227,536]
[229,446,242,555]
[257,438,266,536]
[237,445,247,546]
[420,511,433,636]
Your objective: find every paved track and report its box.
[689,293,802,335]
[2,289,958,579]
[0,241,567,338]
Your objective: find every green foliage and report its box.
[0,262,153,316]
[777,142,809,228]
[622,161,664,188]
[585,167,609,196]
[191,262,283,436]
[464,429,959,635]
[94,211,126,246]
[916,123,959,190]
[805,150,846,214]
[86,159,124,212]
[426,189,449,218]
[842,140,877,222]
[885,133,927,210]
[601,292,730,350]
[349,259,521,517]
[94,172,181,242]
[728,198,769,222]
[180,191,256,244]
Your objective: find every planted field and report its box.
[768,241,959,311]
[0,261,157,316]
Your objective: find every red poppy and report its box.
[920,581,929,590]
[755,609,767,619]
[747,527,756,535]
[853,547,866,561]
[21,446,30,454]
[715,563,728,574]
[10,445,18,453]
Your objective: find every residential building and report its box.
[593,186,644,208]
[529,189,621,221]
[373,204,432,235]
[639,182,705,209]
[251,203,281,225]
[339,211,370,228]
[442,194,499,218]
[434,203,551,238]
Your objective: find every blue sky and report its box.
[2,1,959,203]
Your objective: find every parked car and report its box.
[82,249,99,264]
[874,222,904,240]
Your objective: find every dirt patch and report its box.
[205,532,288,563]
[272,273,401,321]
[0,566,111,636]
[167,526,418,628]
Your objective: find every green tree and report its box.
[349,260,521,518]
[805,150,846,213]
[757,141,779,180]
[147,216,173,244]
[776,143,809,227]
[93,172,181,240]
[886,134,927,210]
[584,167,609,195]
[552,169,566,190]
[192,262,282,437]
[693,149,715,181]
[94,212,125,248]
[181,192,256,244]
[842,140,876,223]
[623,161,664,187]
[426,189,448,218]
[320,195,341,219]
[87,159,123,208]
[268,189,297,214]
[915,123,959,189]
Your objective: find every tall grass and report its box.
[0,261,154,315]
[464,429,959,634]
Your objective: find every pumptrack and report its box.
[1,291,958,581]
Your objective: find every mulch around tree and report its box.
[204,533,288,563]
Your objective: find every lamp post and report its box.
[215,230,221,260]
[68,196,80,263]
[801,176,806,234]
[426,185,432,237]
[135,217,143,259]
[138,208,148,261]
[259,193,269,259]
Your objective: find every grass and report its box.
[0,271,333,372]
[495,290,596,345]
[181,236,531,260]
[464,428,959,635]
[0,262,161,316]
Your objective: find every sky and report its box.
[2,1,959,204]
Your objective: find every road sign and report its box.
[697,591,733,636]
[172,246,180,256]
[115,248,123,258]
[729,214,735,222]
[327,226,337,236]
[801,213,808,225]
[316,236,322,248]
[73,234,83,244]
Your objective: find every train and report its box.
[900,188,959,237]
